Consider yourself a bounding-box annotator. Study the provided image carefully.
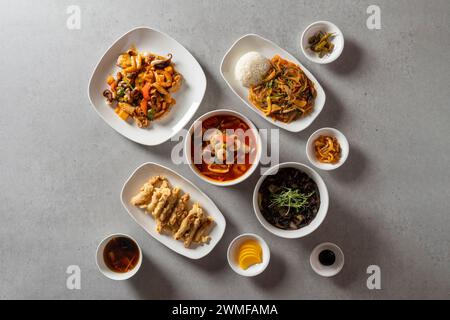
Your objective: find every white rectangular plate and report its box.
[121,162,226,259]
[220,34,326,133]
[88,27,206,145]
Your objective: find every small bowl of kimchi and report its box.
[185,109,262,186]
[306,127,349,171]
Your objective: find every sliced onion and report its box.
[207,164,229,174]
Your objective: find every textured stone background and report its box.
[0,0,449,299]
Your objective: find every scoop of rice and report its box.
[234,51,270,87]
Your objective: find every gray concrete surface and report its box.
[0,0,449,299]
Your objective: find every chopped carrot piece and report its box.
[140,98,148,114]
[106,75,115,85]
[115,107,129,121]
[141,82,152,100]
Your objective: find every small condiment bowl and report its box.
[300,21,344,64]
[306,127,349,171]
[227,233,270,277]
[310,242,344,277]
[185,108,262,187]
[96,233,142,281]
[252,162,329,239]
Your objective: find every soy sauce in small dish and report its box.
[103,236,140,273]
[318,249,335,266]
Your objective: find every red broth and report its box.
[191,115,257,182]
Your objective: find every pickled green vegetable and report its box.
[308,31,336,58]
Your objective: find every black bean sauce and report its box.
[318,249,336,266]
[258,167,320,230]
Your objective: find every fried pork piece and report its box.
[183,206,204,248]
[159,180,169,189]
[159,187,180,222]
[174,203,200,240]
[146,180,170,213]
[130,176,165,207]
[168,193,190,229]
[156,187,180,233]
[152,187,171,219]
[155,219,165,234]
[194,216,214,244]
[131,176,215,248]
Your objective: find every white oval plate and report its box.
[220,34,326,133]
[121,162,226,259]
[88,27,206,145]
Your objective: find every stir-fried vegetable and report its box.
[102,47,182,128]
[308,31,335,58]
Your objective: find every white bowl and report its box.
[310,242,344,277]
[306,127,349,171]
[227,233,270,277]
[301,21,344,64]
[88,26,206,145]
[96,233,142,280]
[185,109,262,187]
[252,162,329,239]
[120,162,226,259]
[220,34,326,133]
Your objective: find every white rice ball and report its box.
[234,51,271,87]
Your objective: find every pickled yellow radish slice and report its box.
[240,245,262,255]
[239,248,260,256]
[239,255,262,270]
[239,251,260,263]
[237,239,263,270]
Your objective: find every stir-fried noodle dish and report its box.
[249,55,316,123]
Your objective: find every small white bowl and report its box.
[301,21,344,64]
[306,127,349,171]
[227,233,270,277]
[310,242,344,277]
[185,108,262,187]
[96,233,142,280]
[253,162,329,239]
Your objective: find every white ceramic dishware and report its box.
[310,242,345,277]
[96,233,142,280]
[300,21,344,64]
[306,127,349,171]
[220,34,326,133]
[252,162,329,239]
[88,26,207,145]
[227,233,270,277]
[185,109,262,187]
[120,162,226,259]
